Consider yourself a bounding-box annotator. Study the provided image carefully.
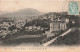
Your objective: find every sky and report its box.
[0,0,80,13]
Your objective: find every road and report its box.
[42,29,72,46]
[49,28,80,46]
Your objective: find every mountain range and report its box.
[0,8,44,19]
[0,11,8,15]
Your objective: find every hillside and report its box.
[0,8,43,19]
[0,11,7,15]
[49,29,80,46]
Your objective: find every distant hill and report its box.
[38,12,68,20]
[0,8,43,19]
[0,11,7,15]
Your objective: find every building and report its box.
[49,17,69,36]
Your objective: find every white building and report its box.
[49,17,69,36]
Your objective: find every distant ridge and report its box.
[0,8,43,19]
[0,11,7,15]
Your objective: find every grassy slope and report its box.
[50,29,80,46]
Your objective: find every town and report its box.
[0,12,80,46]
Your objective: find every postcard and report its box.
[0,0,80,52]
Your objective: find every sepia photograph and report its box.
[0,0,80,52]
